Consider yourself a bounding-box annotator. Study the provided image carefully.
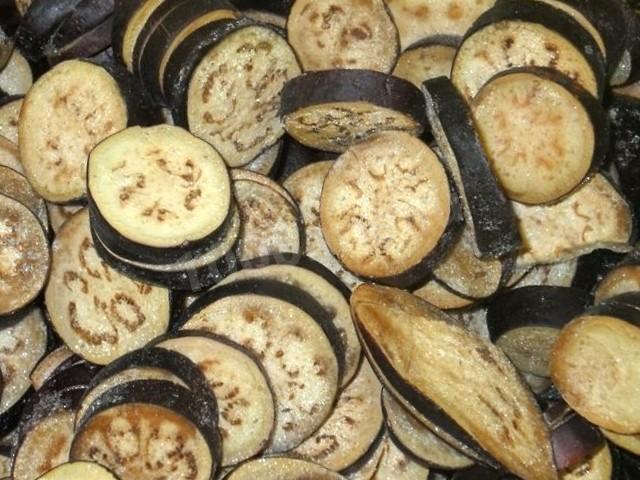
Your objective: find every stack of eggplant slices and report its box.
[3,0,640,479]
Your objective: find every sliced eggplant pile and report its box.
[412,279,475,311]
[281,69,426,153]
[36,461,119,480]
[393,36,459,88]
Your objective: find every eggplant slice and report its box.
[601,430,640,456]
[393,37,458,88]
[0,49,32,96]
[0,135,23,173]
[373,435,430,479]
[0,165,48,233]
[0,95,21,143]
[286,0,399,72]
[350,285,557,480]
[281,69,426,153]
[512,259,578,289]
[561,444,614,480]
[342,430,387,480]
[595,264,640,302]
[226,457,347,480]
[29,346,75,391]
[45,209,171,365]
[412,280,475,311]
[36,461,118,480]
[19,60,128,203]
[47,203,83,235]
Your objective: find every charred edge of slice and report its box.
[279,70,427,152]
[456,0,607,99]
[339,424,387,477]
[178,278,346,381]
[422,76,521,259]
[44,16,114,65]
[46,0,114,52]
[72,379,221,479]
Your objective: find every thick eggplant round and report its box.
[595,264,640,302]
[36,461,118,480]
[281,69,426,153]
[393,36,459,88]
[226,457,347,479]
[320,131,461,288]
[113,0,157,70]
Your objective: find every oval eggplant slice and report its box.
[87,125,231,263]
[291,359,383,472]
[71,380,220,480]
[373,435,430,479]
[351,285,557,480]
[514,175,634,266]
[472,68,607,205]
[384,0,494,51]
[231,169,303,262]
[392,37,458,88]
[0,49,31,96]
[29,346,75,391]
[180,283,340,453]
[153,332,275,466]
[551,311,640,434]
[283,161,362,290]
[19,60,127,203]
[287,0,398,73]
[0,135,22,173]
[226,457,347,480]
[281,70,426,153]
[382,390,474,470]
[36,461,118,480]
[0,95,21,143]
[320,131,459,287]
[45,209,171,365]
[451,0,605,100]
[0,166,48,232]
[0,194,49,320]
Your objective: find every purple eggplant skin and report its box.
[47,0,114,52]
[111,0,144,65]
[45,16,114,64]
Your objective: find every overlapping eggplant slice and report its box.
[511,259,578,289]
[412,280,475,311]
[393,36,459,88]
[351,284,557,480]
[242,140,283,177]
[36,461,119,480]
[0,49,31,96]
[373,434,431,479]
[29,346,75,391]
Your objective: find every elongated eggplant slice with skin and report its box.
[71,380,220,480]
[19,60,127,203]
[374,435,430,479]
[88,125,231,263]
[231,169,303,262]
[384,0,494,51]
[393,37,458,88]
[180,281,340,453]
[320,132,460,287]
[0,135,22,173]
[0,166,48,232]
[472,68,607,205]
[227,457,347,480]
[37,461,118,480]
[30,346,74,391]
[486,286,590,377]
[451,0,605,101]
[152,332,275,466]
[0,95,20,143]
[281,70,426,153]
[0,195,49,320]
[0,49,31,96]
[45,209,171,365]
[383,390,474,470]
[412,280,476,311]
[342,429,387,480]
[291,359,382,471]
[351,285,557,480]
[423,76,520,259]
[287,0,398,73]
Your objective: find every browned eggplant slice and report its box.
[287,0,398,72]
[291,359,383,471]
[594,254,640,302]
[0,49,31,96]
[226,457,347,479]
[45,209,171,365]
[471,67,607,205]
[392,36,458,88]
[320,131,460,287]
[0,165,48,232]
[373,435,431,479]
[36,461,119,480]
[0,95,20,143]
[281,70,426,153]
[351,284,557,480]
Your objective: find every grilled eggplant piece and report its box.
[87,125,231,264]
[19,60,127,203]
[551,302,640,434]
[0,95,21,143]
[423,76,520,259]
[471,68,607,205]
[281,70,426,153]
[36,461,118,480]
[287,0,398,72]
[0,135,22,173]
[45,209,171,365]
[486,286,590,377]
[451,0,606,100]
[0,166,48,232]
[351,285,557,480]
[514,175,634,266]
[0,49,31,96]
[292,359,383,471]
[393,36,458,88]
[227,457,347,479]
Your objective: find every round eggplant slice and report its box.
[351,285,557,480]
[226,457,347,480]
[231,169,303,262]
[0,166,48,232]
[384,0,494,51]
[602,431,640,456]
[281,70,426,153]
[0,194,49,320]
[471,68,606,205]
[71,380,220,480]
[383,390,474,470]
[514,175,634,266]
[19,60,127,203]
[87,125,231,263]
[181,284,340,453]
[374,435,430,479]
[0,49,31,96]
[36,461,118,480]
[486,286,591,377]
[45,209,171,365]
[283,161,362,290]
[551,312,640,434]
[320,132,459,287]
[29,346,74,391]
[153,332,275,466]
[47,203,83,235]
[0,135,22,173]
[0,96,21,143]
[291,359,383,471]
[595,264,640,303]
[287,0,398,73]
[412,280,475,311]
[393,39,458,88]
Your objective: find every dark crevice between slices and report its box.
[273,135,337,182]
